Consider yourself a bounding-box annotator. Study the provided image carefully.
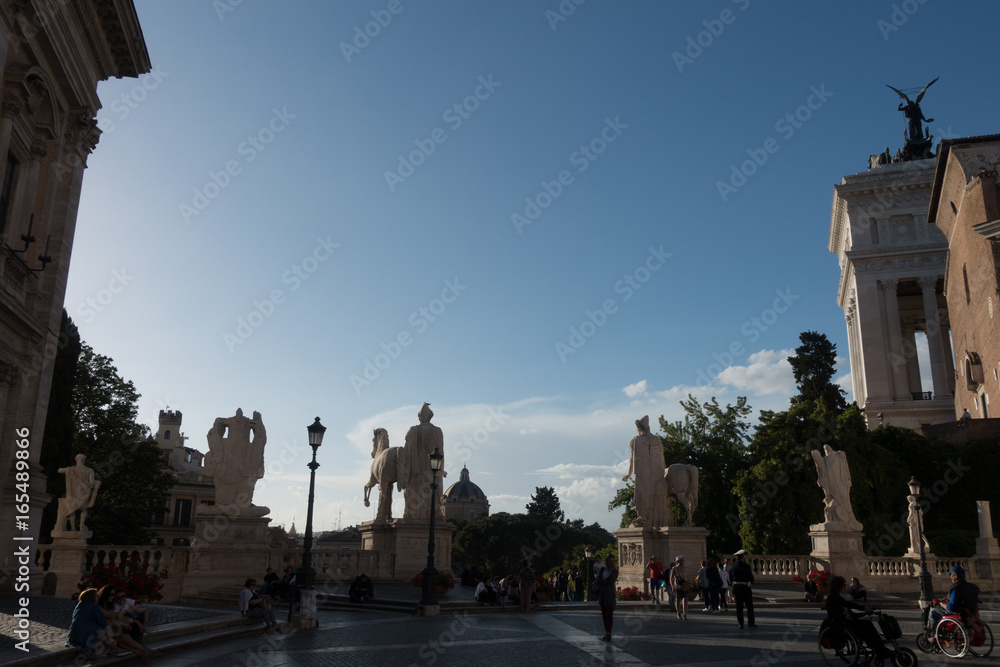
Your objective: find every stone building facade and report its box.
[927,135,1000,420]
[442,465,489,523]
[829,158,955,429]
[0,1,149,591]
[153,410,215,546]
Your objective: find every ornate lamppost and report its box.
[290,417,325,630]
[584,547,593,601]
[418,447,444,616]
[908,476,933,611]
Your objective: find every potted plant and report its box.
[615,586,647,602]
[534,574,555,602]
[77,553,168,602]
[792,569,833,594]
[412,571,455,596]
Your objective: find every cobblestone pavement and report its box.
[0,595,224,658]
[150,604,999,667]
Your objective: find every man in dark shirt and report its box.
[930,565,980,630]
[731,549,756,629]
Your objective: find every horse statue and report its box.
[363,427,400,521]
[664,463,699,527]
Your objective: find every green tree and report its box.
[68,343,174,544]
[660,395,753,553]
[788,331,847,411]
[526,486,564,524]
[608,482,636,528]
[40,310,81,543]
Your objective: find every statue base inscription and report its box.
[48,535,92,598]
[615,525,709,595]
[359,518,455,582]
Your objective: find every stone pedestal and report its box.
[48,535,90,599]
[289,589,319,630]
[615,525,709,594]
[810,528,867,578]
[181,511,271,601]
[359,518,455,582]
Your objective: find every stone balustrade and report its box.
[37,543,383,603]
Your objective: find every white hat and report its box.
[734,549,747,557]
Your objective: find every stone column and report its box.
[881,279,908,399]
[846,310,863,404]
[919,277,949,399]
[902,325,923,396]
[856,278,892,403]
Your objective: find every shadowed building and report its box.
[0,1,149,592]
[443,465,489,523]
[927,134,1000,423]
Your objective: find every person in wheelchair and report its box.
[824,575,892,661]
[929,565,980,631]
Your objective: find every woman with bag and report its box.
[596,555,619,641]
[670,555,689,620]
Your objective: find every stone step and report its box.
[6,614,258,667]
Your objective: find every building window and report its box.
[963,265,970,305]
[164,430,171,440]
[0,154,17,241]
[173,498,193,527]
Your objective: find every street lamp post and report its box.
[418,447,444,616]
[584,547,593,602]
[908,476,933,612]
[290,417,325,630]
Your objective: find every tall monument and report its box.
[359,403,455,583]
[829,80,954,429]
[615,416,708,595]
[182,409,272,600]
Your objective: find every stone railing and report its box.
[38,542,383,602]
[735,553,989,593]
[746,555,810,579]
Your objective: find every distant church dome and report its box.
[443,466,490,522]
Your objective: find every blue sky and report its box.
[65,1,1000,533]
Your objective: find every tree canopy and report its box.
[526,486,564,524]
[42,326,174,545]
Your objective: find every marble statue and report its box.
[810,445,862,531]
[664,463,699,527]
[202,408,269,516]
[364,427,399,521]
[53,454,101,536]
[396,403,446,520]
[907,494,931,555]
[622,416,670,528]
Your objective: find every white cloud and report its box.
[534,463,618,478]
[715,349,795,396]
[622,380,648,397]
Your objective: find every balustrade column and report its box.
[902,326,923,395]
[919,276,949,399]
[881,279,909,399]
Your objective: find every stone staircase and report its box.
[6,613,262,667]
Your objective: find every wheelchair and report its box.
[914,601,993,659]
[819,609,919,667]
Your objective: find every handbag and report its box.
[590,569,603,593]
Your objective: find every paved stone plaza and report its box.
[149,605,996,667]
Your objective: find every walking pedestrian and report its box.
[670,555,689,620]
[596,554,619,641]
[648,556,664,606]
[731,549,755,629]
